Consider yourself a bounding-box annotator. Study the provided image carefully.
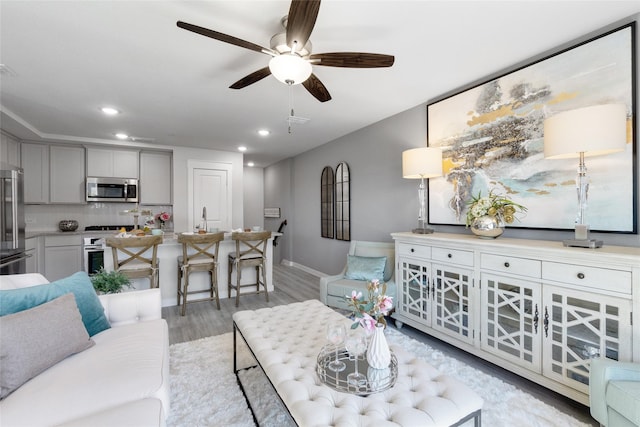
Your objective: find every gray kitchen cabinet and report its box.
[1,131,20,167]
[86,147,139,178]
[44,235,82,281]
[50,145,85,203]
[21,142,50,203]
[140,151,172,204]
[22,143,85,204]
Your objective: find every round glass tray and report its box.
[316,344,398,396]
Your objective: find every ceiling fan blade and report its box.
[286,0,321,51]
[310,52,395,68]
[177,21,271,55]
[229,67,272,89]
[302,73,331,102]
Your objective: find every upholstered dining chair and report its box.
[176,231,225,316]
[228,231,272,307]
[105,235,163,289]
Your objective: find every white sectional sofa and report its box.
[319,240,396,311]
[0,272,170,427]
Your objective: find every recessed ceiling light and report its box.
[247,162,255,167]
[101,107,120,115]
[115,133,129,140]
[258,129,270,137]
[238,146,247,152]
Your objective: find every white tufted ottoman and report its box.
[233,300,483,426]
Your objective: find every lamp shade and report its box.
[402,147,443,179]
[544,104,627,159]
[268,54,312,85]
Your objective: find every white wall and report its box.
[243,166,264,230]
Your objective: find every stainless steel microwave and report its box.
[86,177,138,202]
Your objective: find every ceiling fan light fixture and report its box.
[269,54,312,85]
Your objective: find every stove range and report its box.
[84,225,135,231]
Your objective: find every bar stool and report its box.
[105,235,163,289]
[176,231,225,316]
[228,231,272,307]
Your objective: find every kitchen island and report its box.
[104,232,281,307]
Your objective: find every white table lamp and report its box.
[543,104,627,248]
[402,147,443,234]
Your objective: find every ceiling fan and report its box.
[176,0,394,102]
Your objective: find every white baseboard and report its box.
[280,259,327,278]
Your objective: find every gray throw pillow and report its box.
[0,293,95,399]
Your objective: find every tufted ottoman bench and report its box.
[233,299,483,426]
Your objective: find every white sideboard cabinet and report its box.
[391,232,640,405]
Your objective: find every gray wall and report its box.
[265,14,640,276]
[264,158,293,264]
[243,166,264,230]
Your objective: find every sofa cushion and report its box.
[55,398,165,427]
[0,293,95,399]
[606,380,640,426]
[0,319,169,426]
[344,255,386,282]
[0,271,110,336]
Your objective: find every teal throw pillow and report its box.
[0,271,110,337]
[344,255,387,282]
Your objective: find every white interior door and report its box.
[188,161,231,231]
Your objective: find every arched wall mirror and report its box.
[320,166,335,239]
[335,162,350,241]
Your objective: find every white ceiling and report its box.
[1,1,638,167]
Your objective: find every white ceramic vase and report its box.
[366,323,391,369]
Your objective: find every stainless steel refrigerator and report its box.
[1,162,27,275]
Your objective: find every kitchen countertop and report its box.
[26,230,280,242]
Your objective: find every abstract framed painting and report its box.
[427,22,637,233]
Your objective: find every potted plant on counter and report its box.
[90,268,132,294]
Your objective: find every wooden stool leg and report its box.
[235,263,241,307]
[181,268,189,316]
[176,264,182,306]
[228,259,233,300]
[212,265,220,310]
[262,263,268,302]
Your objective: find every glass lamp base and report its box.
[562,239,603,248]
[412,227,434,234]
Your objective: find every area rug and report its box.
[166,328,591,427]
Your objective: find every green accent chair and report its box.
[590,357,640,427]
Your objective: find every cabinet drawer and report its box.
[432,246,473,267]
[398,243,431,259]
[45,235,81,247]
[481,253,541,278]
[542,262,631,294]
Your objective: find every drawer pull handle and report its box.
[577,272,585,279]
[504,262,510,268]
[410,248,415,253]
[448,253,452,258]
[533,304,539,334]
